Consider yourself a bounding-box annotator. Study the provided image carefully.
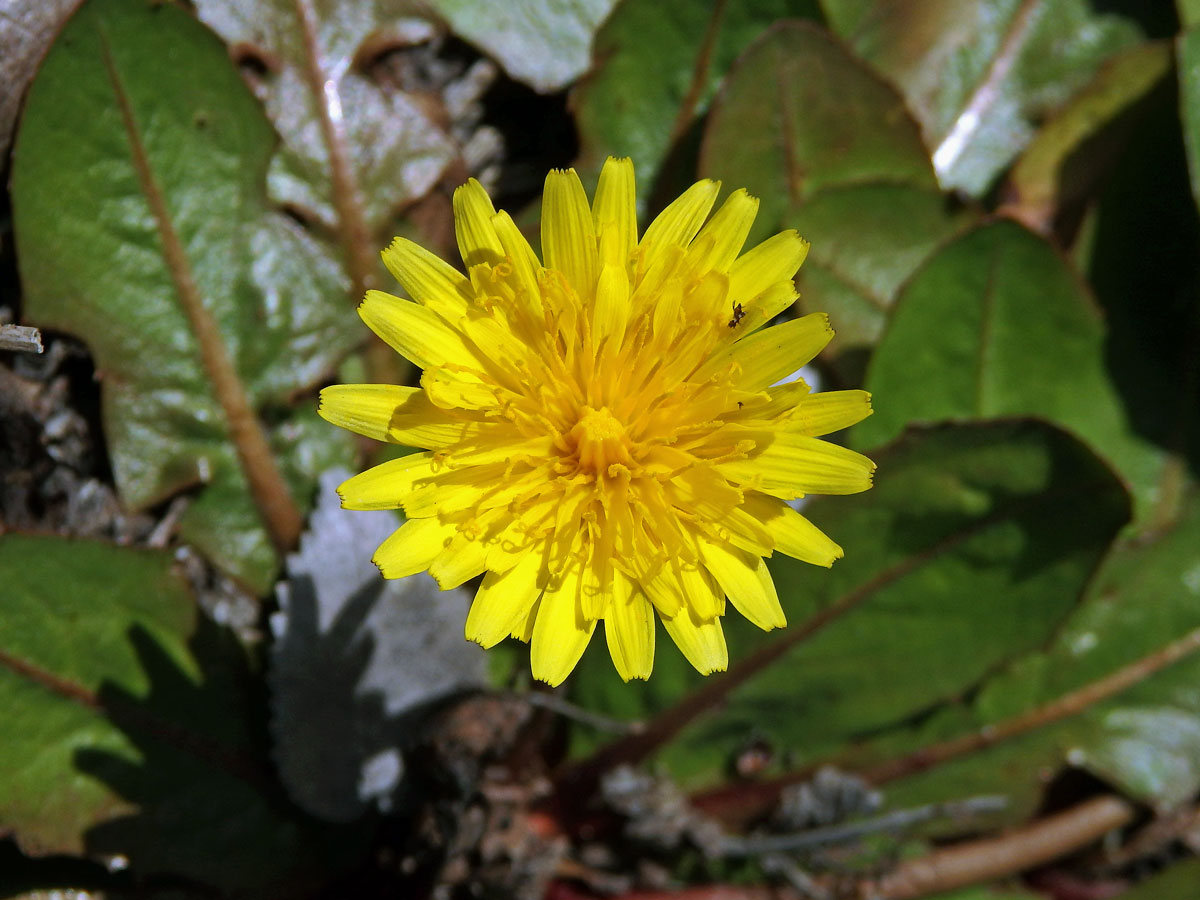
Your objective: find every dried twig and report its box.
[721,795,1008,856]
[860,794,1136,899]
[0,325,44,354]
[516,691,644,735]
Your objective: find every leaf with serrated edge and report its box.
[0,535,320,891]
[12,0,359,590]
[854,219,1165,520]
[271,470,486,823]
[700,22,967,353]
[820,0,1141,195]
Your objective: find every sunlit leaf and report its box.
[191,0,460,300]
[700,22,967,354]
[821,0,1142,195]
[854,219,1165,519]
[0,536,328,892]
[11,0,358,590]
[432,0,619,93]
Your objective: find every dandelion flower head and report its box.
[319,158,875,686]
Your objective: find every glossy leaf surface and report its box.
[12,0,358,590]
[855,220,1164,517]
[821,0,1142,195]
[700,22,966,352]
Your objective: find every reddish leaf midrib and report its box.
[97,25,301,555]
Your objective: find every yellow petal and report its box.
[542,168,598,301]
[604,572,655,682]
[453,178,504,268]
[337,453,436,510]
[662,608,727,675]
[380,237,472,321]
[531,564,597,686]
[592,157,637,265]
[429,540,487,590]
[699,539,785,630]
[789,390,873,435]
[742,493,844,566]
[319,383,489,448]
[421,369,501,411]
[465,550,544,648]
[511,594,541,642]
[717,432,875,498]
[684,188,759,277]
[729,229,810,303]
[638,178,719,274]
[593,254,631,348]
[372,517,456,578]
[694,312,833,390]
[639,565,682,617]
[725,281,799,339]
[491,209,544,312]
[358,290,480,371]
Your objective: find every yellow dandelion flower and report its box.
[318,158,875,686]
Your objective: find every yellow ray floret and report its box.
[319,157,875,686]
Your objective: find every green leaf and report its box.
[699,22,967,353]
[878,496,1200,818]
[11,0,359,590]
[854,220,1164,520]
[0,535,328,892]
[432,0,619,93]
[1007,41,1171,230]
[821,0,1142,195]
[572,0,822,204]
[572,421,1130,784]
[191,0,458,263]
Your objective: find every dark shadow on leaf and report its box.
[72,618,362,897]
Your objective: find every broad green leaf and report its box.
[699,22,967,353]
[0,535,328,892]
[12,0,358,591]
[854,220,1164,519]
[572,0,822,204]
[821,0,1142,196]
[879,496,1200,819]
[190,0,459,302]
[1007,42,1171,230]
[432,0,619,93]
[572,421,1130,784]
